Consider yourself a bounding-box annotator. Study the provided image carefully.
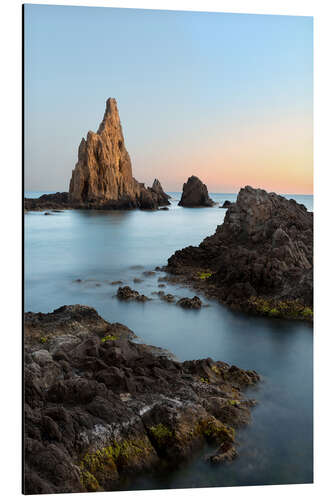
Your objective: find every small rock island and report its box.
[178,175,215,207]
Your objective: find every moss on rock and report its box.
[79,437,155,490]
[149,423,174,448]
[198,271,213,280]
[248,296,313,321]
[199,417,235,444]
[101,334,117,342]
[79,470,101,492]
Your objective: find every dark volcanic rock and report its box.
[168,186,313,320]
[157,291,175,302]
[178,176,215,207]
[24,305,259,494]
[177,296,202,309]
[24,192,71,212]
[149,179,170,206]
[221,200,233,209]
[117,286,150,302]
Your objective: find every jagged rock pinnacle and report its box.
[69,98,168,209]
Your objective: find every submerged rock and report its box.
[142,270,156,277]
[24,305,259,494]
[151,290,175,302]
[206,442,238,464]
[178,176,215,207]
[160,292,175,302]
[168,186,313,320]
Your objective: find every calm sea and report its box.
[24,192,313,489]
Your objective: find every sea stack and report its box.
[149,178,170,206]
[178,176,215,207]
[69,98,164,209]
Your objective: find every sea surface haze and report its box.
[24,191,313,489]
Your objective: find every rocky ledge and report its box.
[24,192,71,212]
[167,186,313,321]
[24,305,259,494]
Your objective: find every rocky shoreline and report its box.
[24,179,170,212]
[24,305,259,494]
[166,186,313,321]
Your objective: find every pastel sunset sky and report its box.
[24,5,313,194]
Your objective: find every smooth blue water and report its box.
[24,192,313,489]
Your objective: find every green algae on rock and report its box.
[24,305,259,494]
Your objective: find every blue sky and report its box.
[24,4,313,193]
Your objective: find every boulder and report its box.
[177,296,202,309]
[178,176,215,207]
[117,286,149,302]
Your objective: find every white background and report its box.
[0,0,332,499]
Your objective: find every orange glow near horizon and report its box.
[140,110,313,195]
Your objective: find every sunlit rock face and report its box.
[69,98,162,209]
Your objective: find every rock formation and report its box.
[116,286,150,302]
[24,305,259,494]
[177,296,202,309]
[178,176,215,207]
[221,200,233,209]
[69,98,160,209]
[148,178,170,206]
[24,192,71,212]
[25,98,169,211]
[168,186,313,320]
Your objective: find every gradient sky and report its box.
[24,5,313,194]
